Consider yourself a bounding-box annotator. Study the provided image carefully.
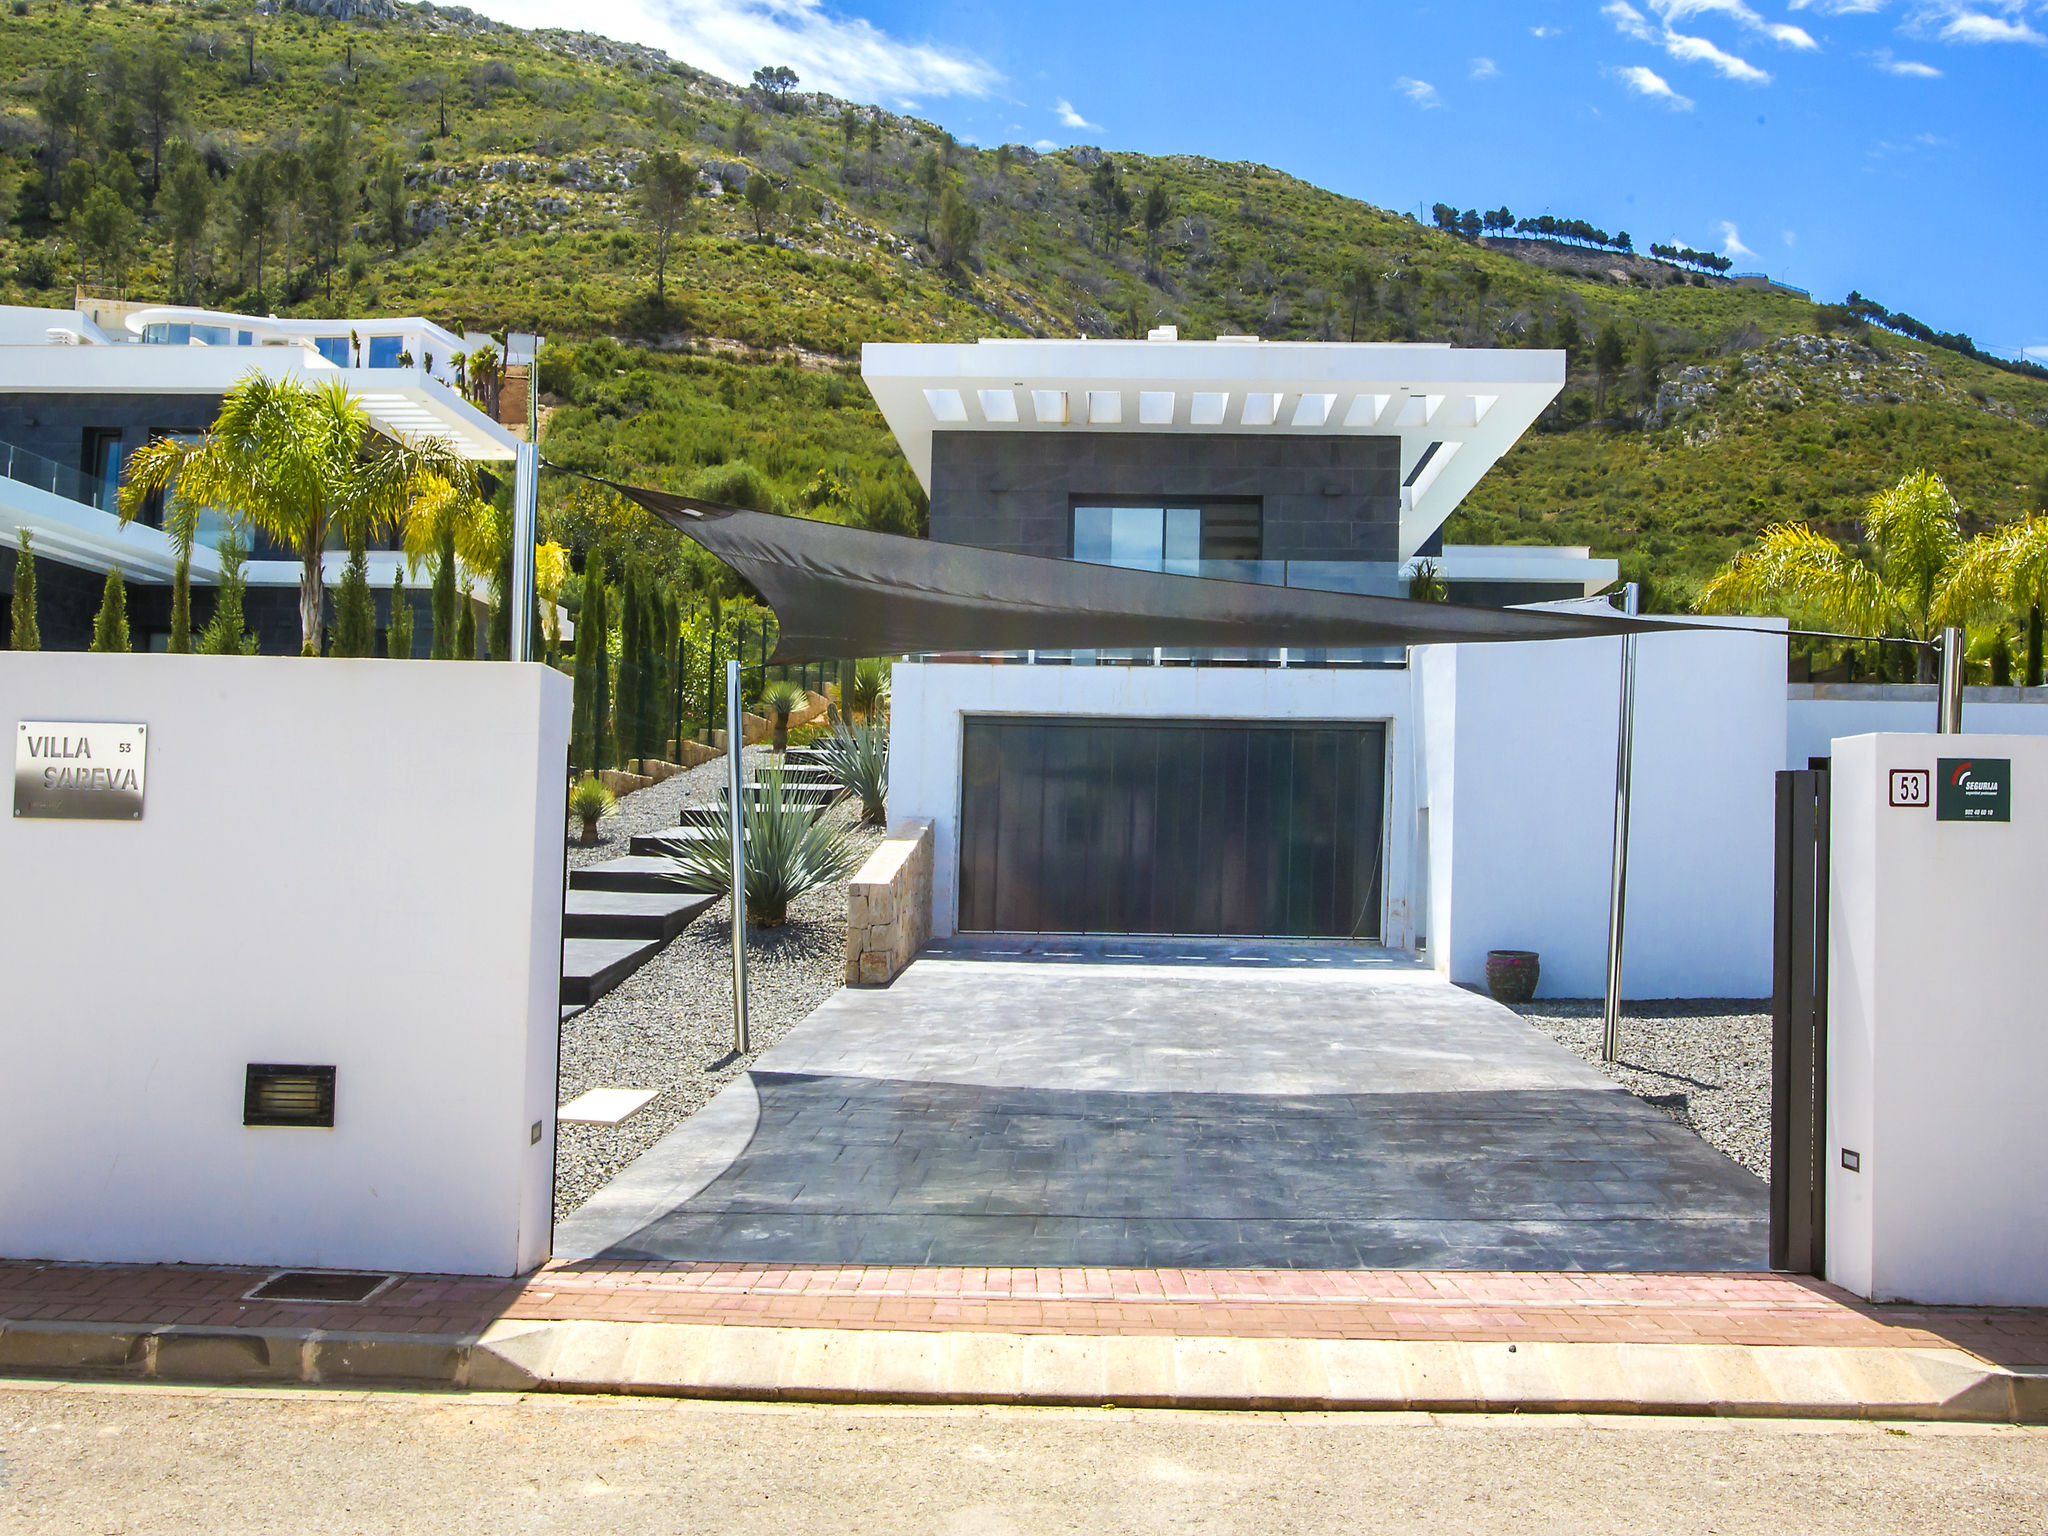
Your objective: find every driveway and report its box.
[556,939,1768,1270]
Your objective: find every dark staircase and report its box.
[557,753,845,1018]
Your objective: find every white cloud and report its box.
[1033,138,1056,151]
[1783,229,1798,245]
[1663,28,1775,80]
[1531,23,1565,35]
[1470,55,1501,78]
[1615,63,1697,106]
[1053,97,1099,130]
[1652,0,1818,47]
[1790,0,1885,12]
[457,0,998,103]
[1605,0,1661,40]
[1607,0,1780,83]
[1870,48,1945,72]
[1395,76,1444,107]
[1936,8,2046,42]
[1718,220,1755,257]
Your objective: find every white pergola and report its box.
[860,334,1566,560]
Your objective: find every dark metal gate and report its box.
[1771,764,1830,1275]
[958,717,1386,938]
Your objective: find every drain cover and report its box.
[244,1271,393,1304]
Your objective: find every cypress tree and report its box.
[331,523,374,657]
[388,569,413,658]
[456,587,477,660]
[430,520,457,659]
[614,561,640,758]
[10,528,39,651]
[197,534,257,655]
[169,549,192,654]
[91,569,131,653]
[490,517,513,662]
[570,552,612,771]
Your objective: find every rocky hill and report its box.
[2,0,2043,604]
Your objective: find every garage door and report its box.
[958,718,1386,938]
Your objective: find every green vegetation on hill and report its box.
[2,0,2044,611]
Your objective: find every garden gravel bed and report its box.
[553,756,885,1223]
[1513,1000,1773,1181]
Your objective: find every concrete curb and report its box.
[4,1317,2044,1421]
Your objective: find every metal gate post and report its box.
[725,658,750,1055]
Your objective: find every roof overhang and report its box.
[861,338,1565,560]
[0,347,520,462]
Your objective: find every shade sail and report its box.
[598,477,1695,662]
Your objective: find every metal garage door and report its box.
[958,718,1386,938]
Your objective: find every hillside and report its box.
[3,0,2045,609]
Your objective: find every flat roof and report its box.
[861,336,1565,560]
[0,343,519,462]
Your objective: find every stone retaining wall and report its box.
[844,818,934,987]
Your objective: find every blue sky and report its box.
[465,0,2047,363]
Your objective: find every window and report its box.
[141,322,191,346]
[237,330,254,347]
[82,429,122,514]
[191,324,231,347]
[367,335,403,369]
[1070,500,1262,574]
[314,336,350,367]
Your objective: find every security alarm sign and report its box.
[1936,757,2010,823]
[14,721,148,820]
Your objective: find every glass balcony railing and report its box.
[0,438,119,513]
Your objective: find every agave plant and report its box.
[759,677,809,752]
[568,775,618,847]
[662,767,860,927]
[848,656,891,721]
[818,718,888,825]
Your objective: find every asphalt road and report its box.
[3,1379,2046,1534]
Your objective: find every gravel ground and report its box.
[554,748,886,1223]
[1513,1000,1773,1180]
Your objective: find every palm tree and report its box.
[1929,514,2048,686]
[1697,470,1965,682]
[120,373,482,655]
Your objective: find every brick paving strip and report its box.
[4,1260,2045,1418]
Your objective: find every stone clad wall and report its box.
[844,818,935,986]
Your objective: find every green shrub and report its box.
[90,569,129,653]
[10,528,39,651]
[662,767,858,926]
[568,774,617,845]
[818,718,888,824]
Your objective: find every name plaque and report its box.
[14,721,148,820]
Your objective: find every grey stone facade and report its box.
[928,433,1403,563]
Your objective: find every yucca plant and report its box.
[848,656,890,720]
[759,677,808,752]
[818,718,889,825]
[662,767,859,927]
[568,775,618,847]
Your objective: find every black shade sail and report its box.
[598,478,1694,663]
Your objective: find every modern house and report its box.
[0,301,524,652]
[864,333,1790,995]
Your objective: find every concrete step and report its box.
[563,888,717,942]
[569,856,693,893]
[560,936,662,1007]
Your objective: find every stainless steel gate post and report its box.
[1938,627,1965,733]
[1601,584,1640,1065]
[725,658,750,1054]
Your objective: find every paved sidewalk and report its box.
[557,946,1768,1270]
[4,1259,2047,1419]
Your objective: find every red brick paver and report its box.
[4,1261,2045,1369]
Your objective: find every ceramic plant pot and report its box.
[1485,949,1540,1004]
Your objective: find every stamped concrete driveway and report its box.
[556,939,1768,1270]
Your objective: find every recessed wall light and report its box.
[244,1064,336,1128]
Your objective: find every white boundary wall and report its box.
[0,654,570,1277]
[1414,618,1786,998]
[889,618,1783,997]
[1826,733,2048,1305]
[1790,684,2048,768]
